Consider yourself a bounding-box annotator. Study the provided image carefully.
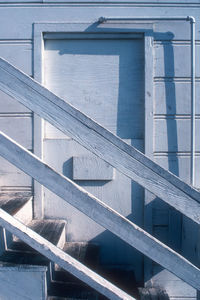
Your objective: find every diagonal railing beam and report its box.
[0,58,199,225]
[0,131,200,291]
[0,207,135,300]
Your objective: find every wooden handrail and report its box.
[0,58,199,225]
[0,207,135,300]
[0,131,200,291]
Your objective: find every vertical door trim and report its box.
[144,34,155,284]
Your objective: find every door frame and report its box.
[33,23,154,258]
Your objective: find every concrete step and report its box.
[97,266,139,299]
[138,287,169,300]
[0,249,50,266]
[0,192,33,253]
[11,219,66,252]
[0,192,32,224]
[48,281,98,300]
[48,297,91,300]
[54,242,100,282]
[50,242,100,299]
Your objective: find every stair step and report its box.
[48,281,98,299]
[97,266,139,299]
[47,296,88,300]
[0,192,32,222]
[138,287,169,300]
[0,250,49,266]
[53,242,100,284]
[11,219,66,252]
[63,242,99,267]
[55,242,99,271]
[50,242,100,299]
[0,192,33,252]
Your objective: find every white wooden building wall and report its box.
[0,1,200,298]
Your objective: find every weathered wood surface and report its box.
[0,207,135,300]
[0,58,200,225]
[0,131,200,291]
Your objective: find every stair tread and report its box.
[11,219,66,252]
[53,242,100,285]
[0,192,32,216]
[48,297,94,300]
[48,281,98,299]
[55,242,99,272]
[0,250,49,266]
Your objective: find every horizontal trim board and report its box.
[154,115,200,119]
[154,152,200,156]
[154,77,200,82]
[1,57,200,225]
[44,32,143,39]
[154,41,200,45]
[0,1,41,2]
[43,0,200,3]
[0,40,32,44]
[0,186,32,191]
[0,113,32,117]
[0,0,200,3]
[0,131,200,291]
[0,265,47,272]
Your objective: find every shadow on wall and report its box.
[53,23,192,290]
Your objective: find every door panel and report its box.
[43,36,144,281]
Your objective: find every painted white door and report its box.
[43,34,144,281]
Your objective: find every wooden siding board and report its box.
[0,116,32,149]
[154,156,200,187]
[0,42,32,75]
[154,119,200,153]
[0,90,31,113]
[155,43,200,78]
[155,81,200,115]
[0,156,32,187]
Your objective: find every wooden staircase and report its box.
[0,192,101,299]
[0,194,167,300]
[0,57,200,299]
[0,192,142,299]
